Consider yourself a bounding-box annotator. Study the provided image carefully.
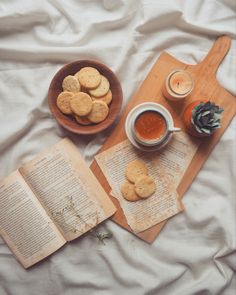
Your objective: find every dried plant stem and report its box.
[52,196,112,244]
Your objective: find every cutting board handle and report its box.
[199,35,231,75]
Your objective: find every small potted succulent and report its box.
[183,100,224,137]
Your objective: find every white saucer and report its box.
[125,102,174,152]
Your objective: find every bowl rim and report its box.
[48,59,123,135]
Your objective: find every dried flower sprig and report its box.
[90,230,113,245]
[52,196,113,244]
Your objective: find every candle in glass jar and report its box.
[162,69,194,101]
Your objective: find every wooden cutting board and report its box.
[90,36,236,243]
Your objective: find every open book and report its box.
[0,138,116,268]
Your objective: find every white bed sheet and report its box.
[0,0,235,294]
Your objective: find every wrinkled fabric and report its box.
[0,1,235,294]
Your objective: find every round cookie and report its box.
[70,92,93,116]
[56,91,74,114]
[62,75,81,92]
[125,160,148,183]
[87,101,109,123]
[74,115,92,126]
[134,175,156,199]
[91,89,112,105]
[76,67,101,89]
[89,75,110,98]
[121,181,140,202]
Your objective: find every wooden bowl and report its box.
[48,60,123,135]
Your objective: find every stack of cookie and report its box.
[56,67,112,125]
[121,160,156,202]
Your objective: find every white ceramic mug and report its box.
[125,102,181,151]
[131,108,181,147]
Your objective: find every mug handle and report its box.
[168,127,181,133]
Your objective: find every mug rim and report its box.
[131,108,170,147]
[125,102,175,152]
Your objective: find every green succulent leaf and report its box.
[191,101,224,135]
[201,111,211,117]
[201,128,211,135]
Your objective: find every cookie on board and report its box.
[56,91,74,114]
[87,100,109,123]
[134,175,156,199]
[62,75,81,92]
[125,160,148,183]
[74,115,92,126]
[89,75,110,98]
[121,181,140,202]
[70,92,93,116]
[76,67,101,89]
[91,89,112,105]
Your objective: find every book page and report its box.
[0,170,66,269]
[19,138,116,241]
[95,132,199,233]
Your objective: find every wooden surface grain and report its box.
[90,36,236,243]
